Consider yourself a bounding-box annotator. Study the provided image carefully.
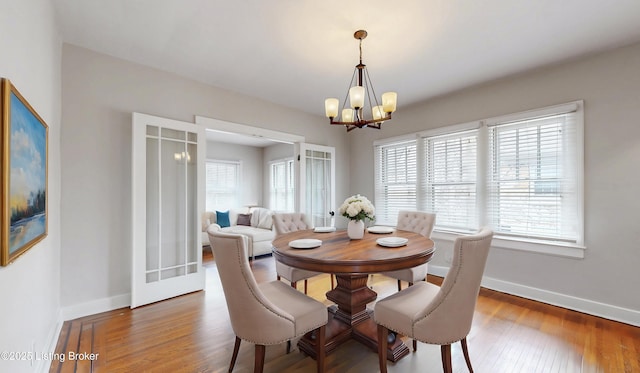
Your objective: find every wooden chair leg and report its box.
[316,325,326,373]
[397,279,402,291]
[229,336,241,372]
[254,344,266,373]
[377,325,388,373]
[441,344,452,373]
[461,337,474,372]
[330,275,335,289]
[413,339,417,352]
[304,279,308,294]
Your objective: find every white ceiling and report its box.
[52,0,640,118]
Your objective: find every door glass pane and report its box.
[161,267,185,280]
[305,150,332,227]
[145,137,160,282]
[161,128,186,140]
[161,139,186,278]
[187,263,198,274]
[147,125,159,136]
[186,142,197,264]
[146,272,159,283]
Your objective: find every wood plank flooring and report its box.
[50,249,640,372]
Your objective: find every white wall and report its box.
[60,44,350,317]
[0,1,62,372]
[349,42,640,324]
[206,140,263,208]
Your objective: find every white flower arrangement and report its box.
[338,194,375,222]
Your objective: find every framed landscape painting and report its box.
[1,78,48,266]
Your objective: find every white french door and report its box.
[131,113,205,308]
[297,143,336,227]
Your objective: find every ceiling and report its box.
[52,0,640,119]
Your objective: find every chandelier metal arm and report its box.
[328,113,392,126]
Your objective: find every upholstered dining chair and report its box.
[381,211,436,291]
[208,229,328,373]
[374,227,493,373]
[272,213,333,293]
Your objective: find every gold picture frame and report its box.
[1,78,48,266]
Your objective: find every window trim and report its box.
[374,101,586,259]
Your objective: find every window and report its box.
[205,160,240,211]
[374,101,584,256]
[270,158,295,212]
[487,112,579,242]
[374,139,417,225]
[424,129,478,231]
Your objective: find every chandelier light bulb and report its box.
[325,98,339,118]
[382,92,397,113]
[372,105,384,122]
[342,108,354,123]
[349,86,365,109]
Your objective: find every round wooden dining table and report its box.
[272,228,435,362]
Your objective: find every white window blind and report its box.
[373,101,583,254]
[487,112,579,242]
[270,159,295,212]
[205,160,240,211]
[423,130,478,232]
[374,140,417,225]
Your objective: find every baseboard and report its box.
[35,309,64,373]
[428,265,640,327]
[61,293,131,321]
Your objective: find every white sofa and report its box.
[202,207,276,259]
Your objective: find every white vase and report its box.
[347,220,365,240]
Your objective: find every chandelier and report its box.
[324,30,397,132]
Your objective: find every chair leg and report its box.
[229,336,241,372]
[377,325,388,373]
[461,337,474,372]
[413,339,417,352]
[316,325,326,373]
[254,344,266,373]
[286,340,291,354]
[397,279,402,291]
[304,279,308,294]
[440,344,452,373]
[331,275,335,289]
[277,274,281,281]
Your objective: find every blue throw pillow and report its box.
[216,210,230,228]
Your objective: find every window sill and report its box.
[431,230,585,259]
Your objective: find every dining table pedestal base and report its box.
[297,273,410,362]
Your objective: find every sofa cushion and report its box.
[223,226,275,242]
[237,213,252,226]
[216,210,230,228]
[251,208,274,230]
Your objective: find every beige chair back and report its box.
[396,210,436,237]
[208,229,297,345]
[272,213,310,235]
[413,227,493,344]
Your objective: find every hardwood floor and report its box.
[51,249,640,373]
